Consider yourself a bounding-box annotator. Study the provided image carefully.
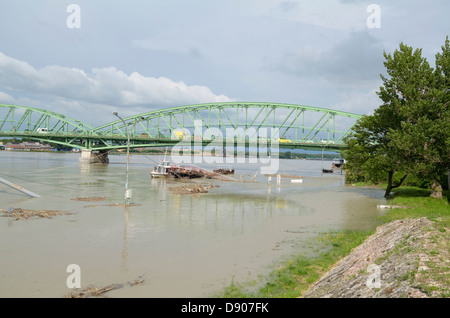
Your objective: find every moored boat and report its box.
[332,158,345,168]
[151,160,205,179]
[151,160,171,178]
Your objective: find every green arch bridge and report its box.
[0,103,362,163]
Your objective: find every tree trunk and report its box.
[384,171,408,198]
[430,179,443,199]
[385,171,394,198]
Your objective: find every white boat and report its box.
[151,160,171,178]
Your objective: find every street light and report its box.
[113,112,147,205]
[113,112,131,204]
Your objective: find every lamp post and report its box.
[113,112,146,205]
[113,112,131,204]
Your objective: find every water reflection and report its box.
[122,207,131,273]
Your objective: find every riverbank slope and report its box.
[302,186,449,298]
[302,216,449,297]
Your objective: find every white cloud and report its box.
[0,91,15,104]
[0,52,232,110]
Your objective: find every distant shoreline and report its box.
[0,148,340,161]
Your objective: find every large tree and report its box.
[434,37,450,197]
[343,113,407,198]
[387,38,450,198]
[344,38,449,198]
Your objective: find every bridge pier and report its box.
[78,149,109,164]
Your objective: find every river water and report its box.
[0,151,387,298]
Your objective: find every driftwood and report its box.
[377,205,411,209]
[0,208,73,220]
[65,279,144,298]
[65,284,121,298]
[169,184,219,195]
[71,197,107,202]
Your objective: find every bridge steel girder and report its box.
[0,104,94,133]
[0,103,362,152]
[92,102,362,151]
[0,104,98,149]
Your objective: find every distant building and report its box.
[5,142,52,151]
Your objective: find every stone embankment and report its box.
[303,217,449,298]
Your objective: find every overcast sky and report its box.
[0,0,448,126]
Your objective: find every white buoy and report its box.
[125,189,132,204]
[291,179,303,184]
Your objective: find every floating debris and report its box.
[377,205,411,209]
[71,197,107,202]
[213,168,235,175]
[129,279,144,286]
[169,183,219,195]
[65,284,122,298]
[65,279,144,298]
[0,208,73,220]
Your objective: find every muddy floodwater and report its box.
[0,151,387,297]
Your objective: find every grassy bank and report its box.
[215,185,449,298]
[215,230,373,298]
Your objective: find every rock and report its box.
[302,218,435,298]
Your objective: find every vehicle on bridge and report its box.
[37,127,48,133]
[278,137,292,143]
[320,139,334,144]
[173,131,191,140]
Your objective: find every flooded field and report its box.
[0,151,387,297]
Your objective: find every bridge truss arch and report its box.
[93,102,362,151]
[0,103,363,151]
[0,104,95,149]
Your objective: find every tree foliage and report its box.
[344,37,450,198]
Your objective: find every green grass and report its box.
[215,230,373,298]
[215,184,449,298]
[381,186,450,227]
